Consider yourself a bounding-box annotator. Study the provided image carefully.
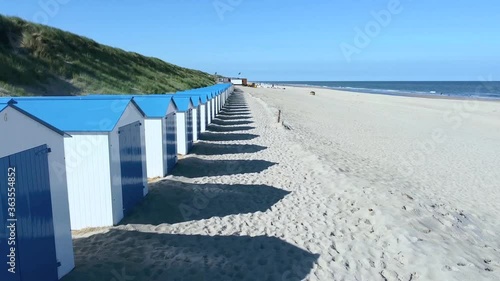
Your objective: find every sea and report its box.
[262,81,500,100]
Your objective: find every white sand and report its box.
[63,88,499,281]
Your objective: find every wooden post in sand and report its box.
[277,110,281,123]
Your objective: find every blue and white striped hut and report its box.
[172,96,195,155]
[132,95,179,177]
[12,98,148,230]
[0,99,75,280]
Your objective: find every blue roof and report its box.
[175,94,199,107]
[132,95,177,118]
[0,104,7,112]
[197,95,207,104]
[13,99,137,132]
[0,98,15,104]
[176,92,208,104]
[172,96,193,112]
[176,90,208,104]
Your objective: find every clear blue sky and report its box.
[1,0,499,81]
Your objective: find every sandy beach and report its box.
[62,87,499,281]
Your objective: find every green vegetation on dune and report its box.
[0,15,215,96]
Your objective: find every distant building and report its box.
[228,78,248,86]
[218,77,231,83]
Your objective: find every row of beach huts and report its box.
[0,83,234,281]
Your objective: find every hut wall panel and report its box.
[207,100,212,124]
[64,134,112,230]
[144,119,164,178]
[176,112,187,155]
[200,104,207,132]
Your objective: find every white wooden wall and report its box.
[144,118,164,178]
[64,133,113,230]
[200,104,207,132]
[207,100,212,124]
[176,112,188,155]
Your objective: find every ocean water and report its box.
[264,81,500,99]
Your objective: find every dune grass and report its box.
[0,15,215,96]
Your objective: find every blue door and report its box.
[186,109,194,152]
[205,102,209,126]
[165,113,177,174]
[212,99,216,119]
[0,145,58,281]
[119,122,144,215]
[196,106,201,137]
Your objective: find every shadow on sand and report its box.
[200,132,259,142]
[211,119,254,126]
[121,180,289,225]
[222,106,248,109]
[191,142,267,156]
[63,230,318,281]
[221,109,251,114]
[172,158,276,178]
[207,125,255,132]
[215,115,253,121]
[218,112,252,117]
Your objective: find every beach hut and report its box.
[172,96,195,155]
[211,91,217,121]
[197,94,208,133]
[0,100,75,280]
[215,91,221,115]
[187,95,200,142]
[13,98,148,230]
[206,91,215,124]
[132,96,178,177]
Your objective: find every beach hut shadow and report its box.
[63,230,318,281]
[220,109,251,113]
[200,132,259,142]
[191,142,267,156]
[215,115,253,121]
[211,119,254,126]
[223,105,248,109]
[172,158,277,178]
[207,125,255,132]
[121,180,289,225]
[172,157,277,178]
[223,104,248,108]
[218,112,252,117]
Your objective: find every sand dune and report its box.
[63,88,499,281]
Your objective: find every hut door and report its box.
[0,145,58,281]
[206,102,210,126]
[118,122,144,215]
[186,109,194,151]
[165,113,177,174]
[196,106,201,137]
